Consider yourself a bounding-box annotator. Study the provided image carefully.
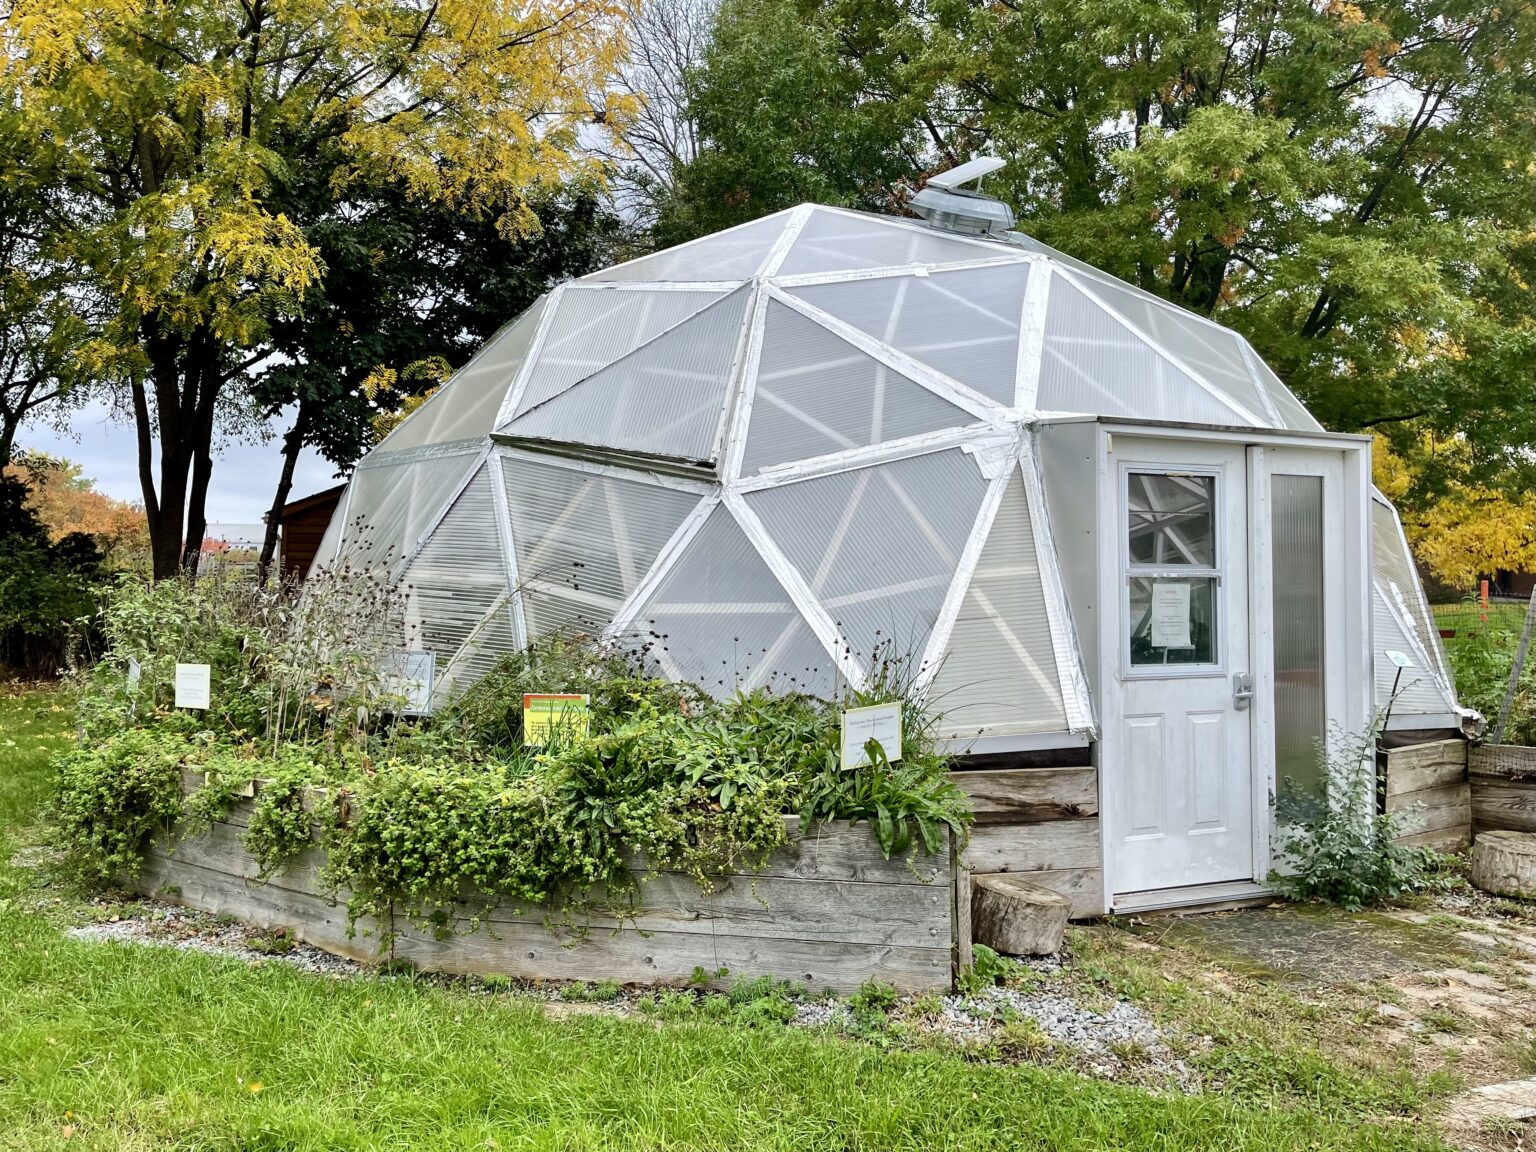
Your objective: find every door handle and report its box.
[1232,672,1254,710]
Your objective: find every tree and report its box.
[3,0,633,578]
[250,182,623,580]
[3,451,150,570]
[664,0,1536,454]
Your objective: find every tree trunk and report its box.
[256,403,309,585]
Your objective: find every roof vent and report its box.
[911,157,1015,238]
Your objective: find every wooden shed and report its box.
[275,484,345,582]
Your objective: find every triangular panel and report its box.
[618,504,840,698]
[1371,499,1452,687]
[1250,354,1325,433]
[508,286,731,418]
[744,449,990,671]
[930,466,1067,736]
[584,212,793,283]
[776,208,1003,277]
[381,297,548,452]
[787,263,1030,407]
[334,450,482,572]
[501,455,702,642]
[1373,584,1455,715]
[506,286,752,463]
[400,466,511,677]
[435,607,519,705]
[741,301,977,473]
[1035,277,1253,425]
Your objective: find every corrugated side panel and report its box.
[1371,499,1453,687]
[501,454,702,643]
[336,451,481,572]
[434,608,519,706]
[742,301,975,473]
[776,208,1001,277]
[1072,274,1273,424]
[1035,276,1251,426]
[620,504,841,699]
[382,297,547,452]
[1374,583,1456,715]
[399,465,511,682]
[930,466,1067,736]
[510,286,729,418]
[745,448,989,677]
[506,287,752,463]
[584,211,792,283]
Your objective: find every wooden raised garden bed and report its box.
[136,783,960,994]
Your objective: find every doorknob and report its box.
[1232,672,1254,710]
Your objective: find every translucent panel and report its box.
[787,263,1029,406]
[622,504,840,698]
[400,466,511,674]
[335,451,481,571]
[501,455,702,642]
[1036,277,1252,425]
[507,287,752,463]
[746,449,989,670]
[1371,499,1452,684]
[1071,274,1274,423]
[434,608,519,705]
[1272,475,1326,801]
[510,287,728,418]
[1129,577,1218,665]
[930,468,1067,734]
[381,298,547,452]
[1127,473,1215,566]
[742,302,976,473]
[776,208,1001,277]
[1374,583,1456,714]
[1251,355,1325,433]
[587,212,792,282]
[311,500,346,571]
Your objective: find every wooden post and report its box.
[1493,586,1536,744]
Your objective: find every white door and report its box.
[1109,439,1254,895]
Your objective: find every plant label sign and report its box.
[174,663,211,710]
[125,657,141,692]
[522,693,590,747]
[382,651,435,716]
[840,701,902,770]
[1384,649,1414,669]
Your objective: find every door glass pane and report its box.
[1129,576,1217,665]
[1272,474,1325,807]
[1127,473,1214,566]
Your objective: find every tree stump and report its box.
[1469,830,1536,900]
[970,874,1072,956]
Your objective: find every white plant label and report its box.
[840,701,903,770]
[125,658,141,692]
[1149,581,1192,649]
[382,651,435,715]
[174,663,211,710]
[1384,649,1414,669]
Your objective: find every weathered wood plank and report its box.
[1472,779,1536,834]
[960,819,1100,874]
[1470,743,1536,779]
[1381,739,1466,776]
[1395,825,1471,852]
[1384,752,1466,797]
[1387,783,1471,836]
[1009,867,1104,920]
[951,768,1098,824]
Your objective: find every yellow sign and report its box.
[522,693,590,746]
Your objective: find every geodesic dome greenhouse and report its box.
[313,203,1458,739]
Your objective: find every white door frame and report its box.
[1094,424,1373,910]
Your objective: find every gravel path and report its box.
[66,905,361,978]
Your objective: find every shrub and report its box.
[52,728,192,883]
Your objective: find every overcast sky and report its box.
[19,400,342,540]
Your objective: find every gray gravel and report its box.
[66,905,361,977]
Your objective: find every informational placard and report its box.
[1384,649,1415,669]
[522,693,590,746]
[125,657,141,692]
[381,651,435,716]
[174,663,211,710]
[1149,581,1192,649]
[840,701,903,770]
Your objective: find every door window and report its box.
[1125,471,1219,667]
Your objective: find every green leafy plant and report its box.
[243,764,319,877]
[52,728,191,883]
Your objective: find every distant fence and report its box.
[1430,598,1536,746]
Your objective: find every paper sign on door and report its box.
[1149,582,1192,649]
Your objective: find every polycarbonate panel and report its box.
[400,466,511,675]
[1036,277,1253,425]
[501,454,702,642]
[585,212,792,282]
[742,301,976,473]
[621,504,840,698]
[787,263,1029,406]
[745,449,989,671]
[1371,499,1452,685]
[1271,475,1326,800]
[776,208,1001,277]
[509,287,728,418]
[930,467,1066,735]
[382,298,548,452]
[434,608,519,704]
[1071,274,1273,423]
[310,502,346,572]
[507,287,751,463]
[335,450,481,571]
[1373,583,1456,714]
[1251,354,1325,433]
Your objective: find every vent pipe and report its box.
[911,157,1015,238]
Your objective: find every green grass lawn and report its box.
[0,689,1442,1152]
